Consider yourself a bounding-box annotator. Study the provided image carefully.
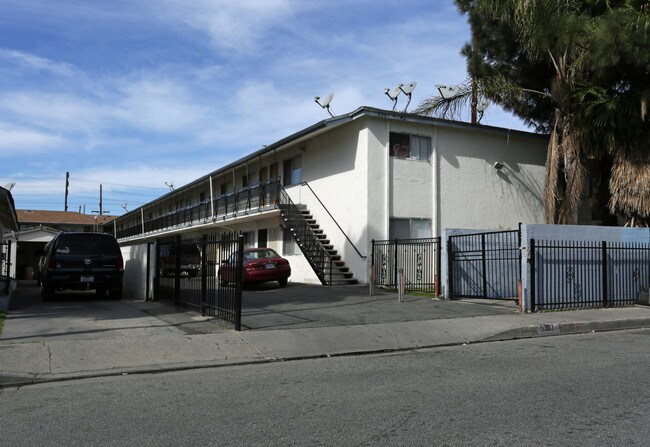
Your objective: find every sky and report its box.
[0,0,531,216]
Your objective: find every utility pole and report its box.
[91,184,109,218]
[64,172,70,212]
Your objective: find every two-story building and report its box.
[110,107,550,298]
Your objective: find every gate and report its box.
[371,238,441,294]
[155,233,244,330]
[448,229,521,299]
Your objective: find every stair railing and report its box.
[277,183,334,285]
[299,182,367,259]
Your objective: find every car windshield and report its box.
[55,234,119,256]
[243,249,279,261]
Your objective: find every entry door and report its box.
[258,229,268,248]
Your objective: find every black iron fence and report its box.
[155,233,244,330]
[448,229,521,299]
[371,238,441,294]
[530,239,650,310]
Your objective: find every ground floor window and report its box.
[283,227,297,255]
[389,218,432,239]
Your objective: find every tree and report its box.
[416,0,650,225]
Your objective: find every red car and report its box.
[219,248,291,287]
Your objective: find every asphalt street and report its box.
[2,329,649,446]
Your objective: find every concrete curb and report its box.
[3,317,650,389]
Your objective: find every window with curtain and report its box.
[389,133,431,161]
[283,156,302,186]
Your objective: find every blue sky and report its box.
[0,0,530,215]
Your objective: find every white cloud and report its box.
[0,123,65,153]
[112,78,213,133]
[0,48,81,78]
[157,0,296,51]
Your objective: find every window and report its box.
[389,133,431,160]
[283,227,297,255]
[389,218,432,240]
[220,182,231,196]
[283,156,302,186]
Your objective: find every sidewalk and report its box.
[2,283,650,388]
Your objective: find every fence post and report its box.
[602,241,608,308]
[398,268,405,302]
[174,235,181,305]
[370,239,375,296]
[234,234,244,331]
[530,239,536,311]
[201,235,207,316]
[447,238,454,299]
[481,233,487,298]
[435,236,442,297]
[394,239,399,288]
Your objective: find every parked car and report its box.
[219,248,291,287]
[39,232,124,300]
[158,243,202,278]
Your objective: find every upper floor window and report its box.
[283,156,302,186]
[389,133,431,161]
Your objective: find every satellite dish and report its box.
[3,181,16,191]
[399,81,417,112]
[436,84,461,99]
[476,98,490,112]
[384,84,402,111]
[400,81,417,95]
[315,92,335,117]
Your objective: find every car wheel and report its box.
[109,287,123,300]
[41,283,55,301]
[278,278,288,287]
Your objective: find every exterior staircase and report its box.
[278,200,357,286]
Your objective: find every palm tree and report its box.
[416,0,650,226]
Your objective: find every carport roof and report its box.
[17,210,117,226]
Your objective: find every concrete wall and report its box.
[437,127,547,233]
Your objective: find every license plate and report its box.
[265,263,276,269]
[80,275,94,283]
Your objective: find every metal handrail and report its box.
[277,184,334,285]
[300,181,367,259]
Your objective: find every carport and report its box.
[6,227,58,280]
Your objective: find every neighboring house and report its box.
[16,210,116,233]
[5,210,117,281]
[110,106,558,298]
[1,186,19,295]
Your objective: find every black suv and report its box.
[39,232,124,300]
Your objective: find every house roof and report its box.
[116,106,548,220]
[0,186,19,231]
[17,210,117,226]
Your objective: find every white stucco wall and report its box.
[437,127,547,232]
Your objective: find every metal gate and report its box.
[371,238,441,294]
[448,229,521,299]
[155,233,244,330]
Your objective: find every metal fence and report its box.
[530,239,650,310]
[448,229,521,299]
[371,238,441,294]
[155,233,244,330]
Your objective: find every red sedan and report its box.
[219,248,291,287]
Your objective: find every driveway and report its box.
[241,282,518,330]
[3,281,518,340]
